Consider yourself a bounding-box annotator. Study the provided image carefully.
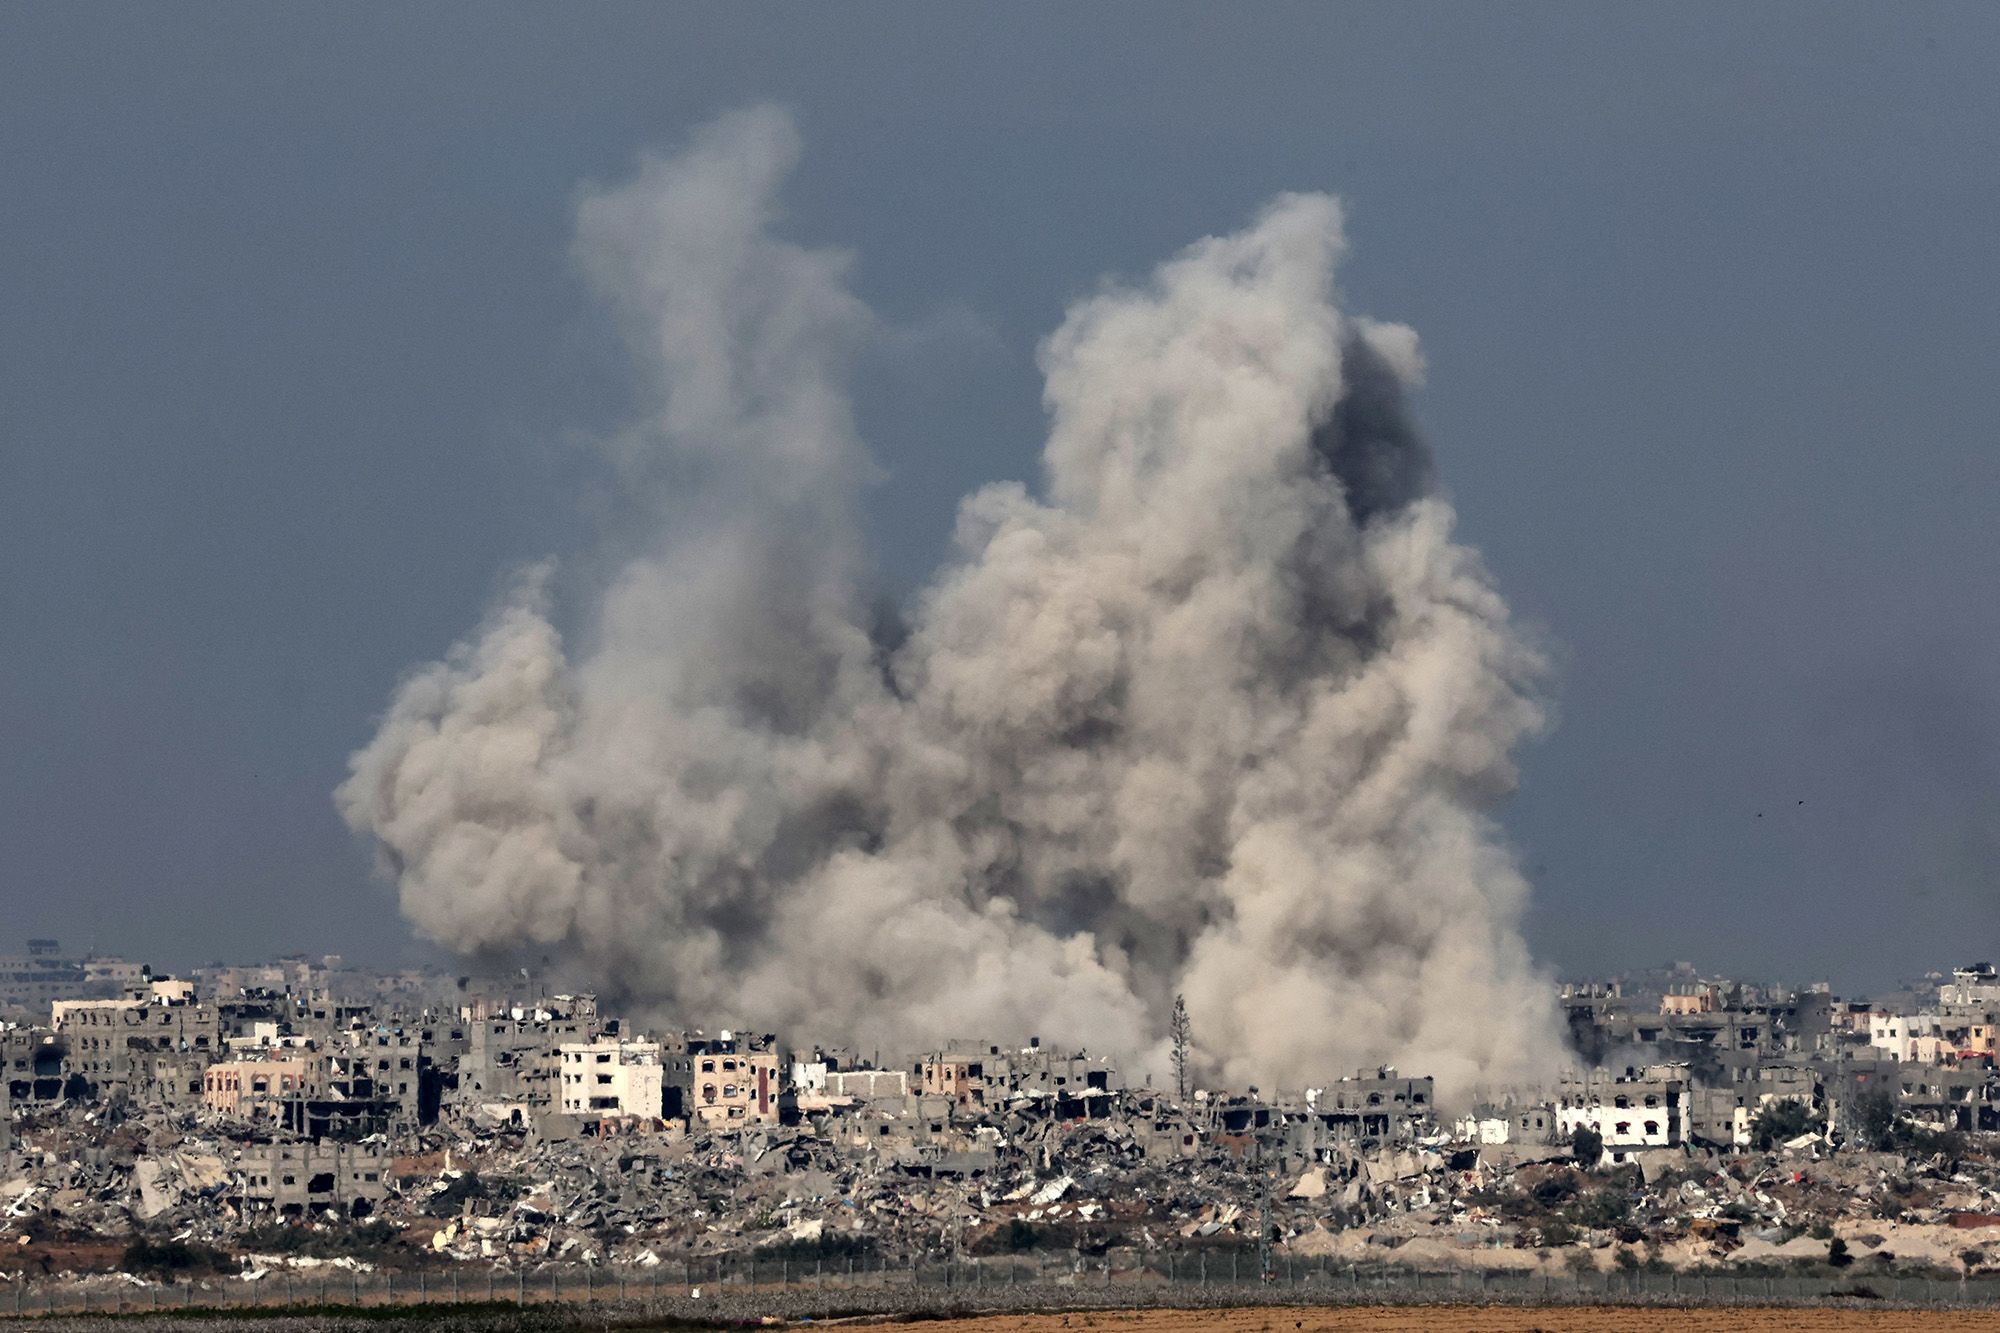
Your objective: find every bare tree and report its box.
[1170,994,1192,1102]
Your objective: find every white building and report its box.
[558,1038,663,1120]
[1555,1067,1686,1165]
[1941,965,2000,1008]
[1454,1113,1512,1145]
[1453,1102,1555,1146]
[1868,1012,1947,1063]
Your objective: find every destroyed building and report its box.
[203,1055,310,1120]
[1556,1065,1687,1164]
[51,979,219,1102]
[4,935,2000,1292]
[452,995,598,1123]
[228,1140,390,1219]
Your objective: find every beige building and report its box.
[692,1045,779,1126]
[203,1056,308,1119]
[918,1050,990,1108]
[1661,987,1719,1016]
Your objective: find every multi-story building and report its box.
[0,1026,71,1106]
[230,1141,389,1219]
[683,1032,780,1127]
[1941,965,2000,1008]
[912,1038,1120,1114]
[0,941,89,1016]
[1303,1069,1437,1143]
[451,997,598,1117]
[916,1044,992,1108]
[558,1038,663,1120]
[203,1056,309,1119]
[1556,1065,1687,1164]
[51,981,219,1101]
[1868,1012,1949,1064]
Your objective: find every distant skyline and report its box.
[3,4,1997,991]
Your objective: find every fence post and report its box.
[517,1270,524,1305]
[1200,1251,1207,1289]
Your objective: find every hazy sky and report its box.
[3,4,1996,991]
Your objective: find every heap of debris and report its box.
[8,950,2000,1288]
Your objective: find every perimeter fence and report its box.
[7,1249,2000,1318]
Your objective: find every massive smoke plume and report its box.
[339,106,1563,1098]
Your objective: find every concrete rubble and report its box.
[4,948,2000,1293]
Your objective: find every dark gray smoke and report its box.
[338,106,1564,1099]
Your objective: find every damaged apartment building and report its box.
[13,933,2000,1276]
[1552,962,2000,1147]
[51,976,218,1106]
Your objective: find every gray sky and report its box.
[2,3,1996,990]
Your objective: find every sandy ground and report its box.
[853,1309,2000,1332]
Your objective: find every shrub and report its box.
[973,1219,1059,1255]
[1853,1089,1898,1152]
[1749,1098,1817,1151]
[120,1238,235,1279]
[237,1219,400,1259]
[1570,1187,1631,1230]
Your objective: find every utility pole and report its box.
[1257,1161,1272,1282]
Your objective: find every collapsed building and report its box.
[4,943,2000,1290]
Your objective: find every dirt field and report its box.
[855,1308,2000,1332]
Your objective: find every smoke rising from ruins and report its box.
[338,106,1563,1099]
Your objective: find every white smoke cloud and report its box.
[339,106,1563,1099]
